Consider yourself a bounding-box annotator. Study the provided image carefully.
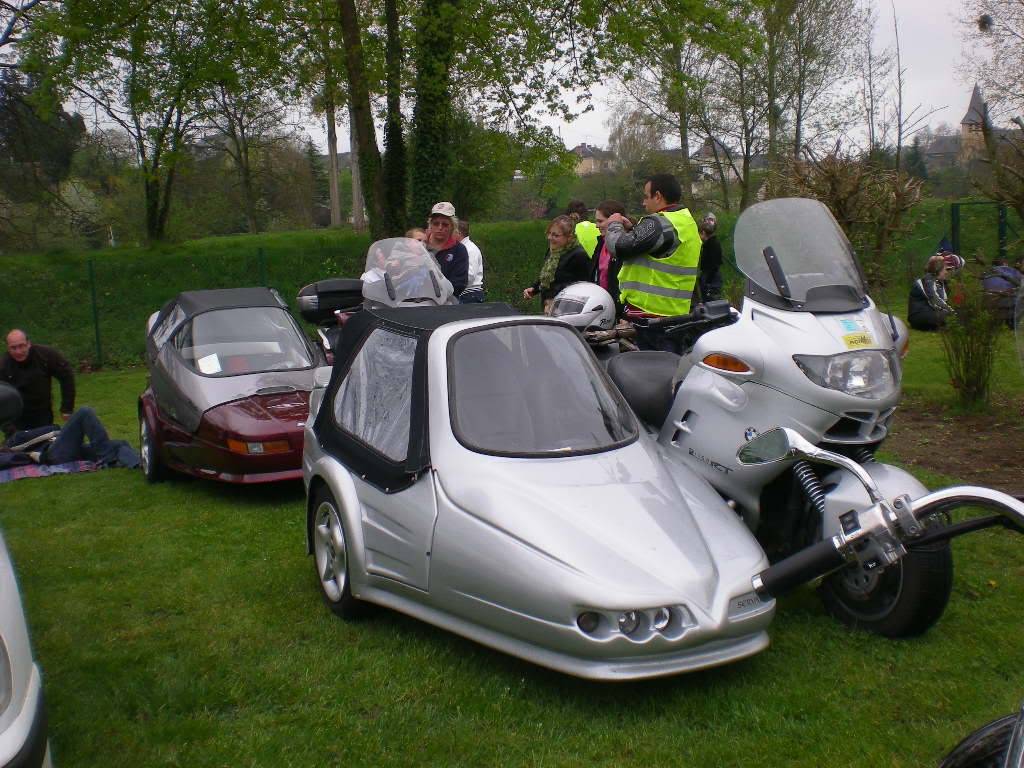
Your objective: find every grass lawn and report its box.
[0,360,1022,766]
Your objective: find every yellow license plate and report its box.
[843,332,874,349]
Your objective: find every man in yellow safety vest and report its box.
[604,173,701,319]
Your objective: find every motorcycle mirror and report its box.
[739,427,887,506]
[736,427,793,465]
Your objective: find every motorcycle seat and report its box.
[606,351,680,427]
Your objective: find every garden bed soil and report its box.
[885,394,1024,498]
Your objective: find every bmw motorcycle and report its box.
[598,197,1005,637]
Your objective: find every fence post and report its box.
[998,204,1007,261]
[259,247,267,286]
[88,258,103,368]
[950,203,961,256]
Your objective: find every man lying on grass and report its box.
[1,382,138,471]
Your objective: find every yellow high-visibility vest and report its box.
[618,207,701,316]
[575,220,599,259]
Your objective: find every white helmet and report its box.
[550,282,616,330]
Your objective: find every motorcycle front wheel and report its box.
[818,529,953,638]
[939,711,1019,768]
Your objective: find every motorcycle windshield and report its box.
[734,198,867,312]
[361,237,457,307]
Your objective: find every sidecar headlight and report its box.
[793,350,899,400]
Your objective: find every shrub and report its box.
[940,270,1005,408]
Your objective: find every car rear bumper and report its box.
[0,665,50,768]
[188,465,304,484]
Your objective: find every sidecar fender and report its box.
[820,462,929,540]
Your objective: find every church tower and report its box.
[959,83,988,164]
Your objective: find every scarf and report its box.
[538,240,576,291]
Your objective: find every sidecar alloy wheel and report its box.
[311,485,363,619]
[819,527,953,638]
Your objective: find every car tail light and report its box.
[226,439,291,455]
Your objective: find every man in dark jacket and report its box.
[1,329,75,434]
[697,213,723,302]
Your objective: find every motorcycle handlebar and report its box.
[752,537,847,599]
[908,486,1024,531]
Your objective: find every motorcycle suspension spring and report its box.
[792,461,827,518]
[853,447,876,464]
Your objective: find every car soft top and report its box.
[149,287,288,342]
[316,302,520,493]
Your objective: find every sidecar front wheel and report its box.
[818,533,953,638]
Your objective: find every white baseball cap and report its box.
[430,201,456,218]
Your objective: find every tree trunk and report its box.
[325,98,342,228]
[709,141,732,212]
[410,0,460,220]
[336,0,384,237]
[349,110,366,232]
[381,0,407,232]
[144,174,161,241]
[670,45,695,211]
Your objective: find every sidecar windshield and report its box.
[734,198,867,312]
[361,237,457,307]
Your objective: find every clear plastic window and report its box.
[449,323,637,456]
[173,307,313,376]
[151,304,185,349]
[333,329,416,462]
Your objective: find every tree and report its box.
[1,0,52,67]
[788,0,861,155]
[854,1,892,154]
[603,0,754,210]
[0,69,84,202]
[409,0,460,221]
[904,134,928,180]
[26,0,229,241]
[335,0,387,237]
[962,0,1024,117]
[287,0,349,227]
[197,2,293,234]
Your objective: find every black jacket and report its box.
[908,274,952,331]
[698,235,723,301]
[0,344,75,432]
[431,241,470,296]
[533,244,592,301]
[590,235,623,311]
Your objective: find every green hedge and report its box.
[1,222,550,368]
[4,198,1016,368]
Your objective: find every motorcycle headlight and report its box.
[793,350,899,400]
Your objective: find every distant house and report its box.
[318,152,352,171]
[689,137,767,183]
[923,84,1022,174]
[571,143,614,176]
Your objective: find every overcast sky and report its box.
[314,0,975,153]
[552,0,972,149]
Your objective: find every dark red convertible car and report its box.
[138,287,320,484]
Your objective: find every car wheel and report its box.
[311,485,364,619]
[139,413,167,483]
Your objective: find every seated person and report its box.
[1,329,76,432]
[982,258,1022,327]
[908,254,954,331]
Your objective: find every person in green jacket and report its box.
[566,200,599,259]
[603,173,701,319]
